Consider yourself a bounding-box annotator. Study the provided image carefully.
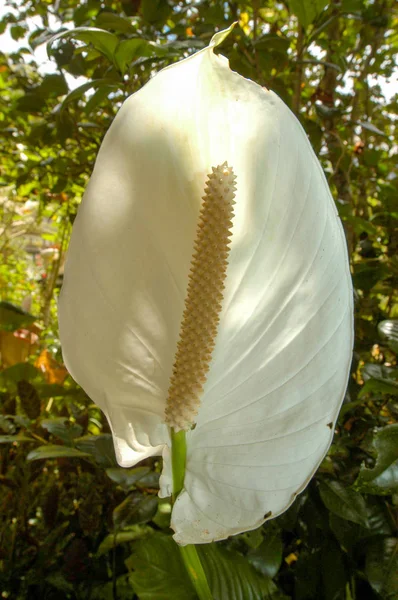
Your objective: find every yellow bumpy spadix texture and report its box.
[165,162,237,431]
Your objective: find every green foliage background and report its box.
[0,0,397,599]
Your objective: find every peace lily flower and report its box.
[58,26,353,547]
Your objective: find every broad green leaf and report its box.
[357,121,387,137]
[378,319,398,353]
[48,27,119,63]
[75,434,118,467]
[0,363,41,388]
[91,575,135,600]
[95,12,135,33]
[0,435,34,444]
[354,424,398,494]
[97,525,153,556]
[106,466,151,490]
[288,0,329,28]
[366,538,398,598]
[318,480,368,527]
[321,538,347,600]
[113,492,158,528]
[248,526,283,578]
[128,534,196,600]
[198,544,279,600]
[114,38,157,74]
[27,444,90,461]
[141,0,172,24]
[18,380,41,419]
[0,301,36,331]
[358,379,398,399]
[38,73,68,98]
[40,418,83,445]
[128,534,278,600]
[60,79,120,110]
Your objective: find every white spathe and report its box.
[58,26,354,545]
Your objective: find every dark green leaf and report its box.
[95,12,135,33]
[141,0,172,24]
[97,525,153,556]
[48,27,119,63]
[198,543,278,600]
[106,466,150,490]
[75,434,118,467]
[114,38,155,74]
[318,480,368,527]
[248,526,283,578]
[41,418,83,444]
[0,434,34,444]
[128,533,278,600]
[366,538,398,598]
[288,0,329,28]
[378,319,398,353]
[354,424,398,494]
[0,302,36,331]
[128,534,196,600]
[17,380,41,419]
[321,538,347,600]
[113,492,158,529]
[27,444,90,461]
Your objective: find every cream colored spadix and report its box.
[58,25,353,545]
[165,163,237,432]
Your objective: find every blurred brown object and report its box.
[35,348,68,384]
[0,326,40,369]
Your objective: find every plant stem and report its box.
[170,427,213,600]
[179,545,213,600]
[170,428,187,502]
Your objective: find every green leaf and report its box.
[357,121,387,137]
[91,574,136,600]
[318,480,368,527]
[354,424,398,495]
[40,418,83,445]
[114,38,156,74]
[128,534,196,600]
[27,444,90,461]
[248,526,283,578]
[199,544,279,600]
[378,319,398,353]
[17,380,41,419]
[288,0,329,28]
[0,301,36,331]
[321,538,347,600]
[141,0,172,24]
[113,492,158,529]
[75,434,118,467]
[359,378,398,399]
[97,525,154,556]
[106,466,150,490]
[95,12,135,34]
[60,79,120,110]
[38,73,68,98]
[366,538,398,598]
[128,534,278,600]
[0,434,34,444]
[48,27,119,63]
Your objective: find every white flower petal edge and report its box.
[58,27,354,544]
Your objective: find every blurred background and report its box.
[0,1,397,599]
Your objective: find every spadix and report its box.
[58,26,353,545]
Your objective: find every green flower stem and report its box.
[170,427,213,600]
[179,544,213,600]
[170,428,187,503]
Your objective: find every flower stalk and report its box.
[170,428,213,599]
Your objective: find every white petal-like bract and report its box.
[58,27,353,545]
